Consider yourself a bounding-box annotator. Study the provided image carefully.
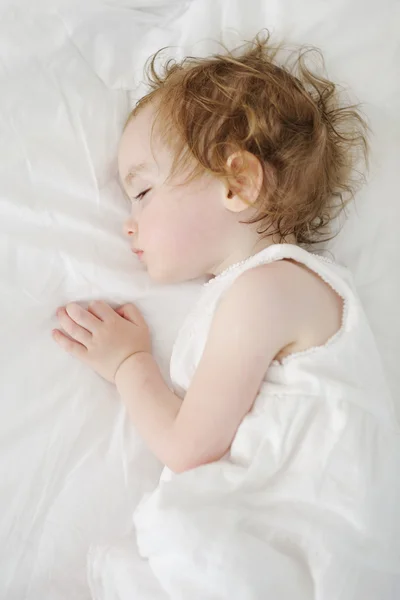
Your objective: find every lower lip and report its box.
[135,251,144,260]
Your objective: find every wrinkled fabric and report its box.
[1,0,399,598]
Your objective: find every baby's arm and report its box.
[116,264,300,473]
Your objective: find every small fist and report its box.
[52,300,152,382]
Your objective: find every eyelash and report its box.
[134,188,151,201]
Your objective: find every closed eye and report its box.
[134,188,151,201]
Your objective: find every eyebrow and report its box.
[124,162,149,187]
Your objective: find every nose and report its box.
[123,215,137,238]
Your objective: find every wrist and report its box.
[114,351,151,384]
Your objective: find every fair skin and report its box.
[52,103,342,473]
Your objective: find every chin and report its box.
[147,265,175,284]
[148,265,191,285]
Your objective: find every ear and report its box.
[222,151,264,213]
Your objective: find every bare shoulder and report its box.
[226,258,343,360]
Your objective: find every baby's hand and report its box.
[52,301,152,382]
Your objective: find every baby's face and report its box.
[118,103,234,283]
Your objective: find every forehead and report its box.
[118,103,159,177]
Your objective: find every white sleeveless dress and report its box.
[89,243,400,600]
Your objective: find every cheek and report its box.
[141,209,194,282]
[154,216,198,257]
[140,178,225,272]
[139,203,182,253]
[141,198,198,249]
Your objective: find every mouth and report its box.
[132,249,144,260]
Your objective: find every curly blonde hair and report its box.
[128,32,368,245]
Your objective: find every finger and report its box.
[87,300,115,321]
[56,307,91,346]
[65,303,100,333]
[115,305,133,319]
[116,303,146,325]
[52,329,87,358]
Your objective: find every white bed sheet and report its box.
[0,0,399,598]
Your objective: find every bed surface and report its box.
[1,0,399,597]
